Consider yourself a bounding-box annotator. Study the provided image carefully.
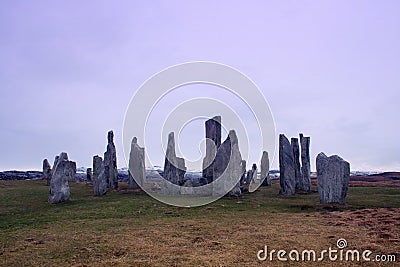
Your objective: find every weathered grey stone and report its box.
[48,152,71,203]
[66,161,76,182]
[104,130,118,189]
[202,116,221,184]
[245,163,257,185]
[260,151,270,186]
[128,137,146,189]
[291,138,301,190]
[240,160,246,185]
[163,132,186,185]
[86,168,92,184]
[317,152,350,204]
[43,159,52,186]
[93,155,107,196]
[213,130,242,197]
[279,134,296,195]
[299,133,311,192]
[52,156,59,177]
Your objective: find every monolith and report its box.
[260,151,270,186]
[128,137,146,189]
[43,159,52,186]
[279,134,296,195]
[93,155,107,196]
[202,116,221,184]
[48,152,71,203]
[316,152,350,204]
[291,138,301,188]
[163,132,186,185]
[213,130,242,197]
[104,130,118,189]
[299,133,311,192]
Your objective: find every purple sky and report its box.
[1,1,399,171]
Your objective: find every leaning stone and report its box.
[48,152,71,203]
[316,152,350,204]
[43,159,52,186]
[93,155,107,196]
[128,137,146,189]
[279,134,296,195]
[299,133,311,192]
[104,130,118,189]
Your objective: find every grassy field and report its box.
[0,180,399,266]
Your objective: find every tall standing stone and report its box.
[279,134,296,195]
[202,116,221,184]
[213,130,243,197]
[128,137,146,189]
[291,138,302,190]
[260,151,271,186]
[299,133,311,192]
[163,132,186,185]
[316,153,350,204]
[93,155,107,196]
[104,130,118,189]
[48,152,71,203]
[43,159,52,186]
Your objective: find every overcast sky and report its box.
[1,1,399,171]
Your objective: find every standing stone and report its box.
[93,155,107,196]
[279,134,296,195]
[202,116,221,184]
[213,130,242,197]
[104,130,118,189]
[299,133,311,192]
[163,132,186,185]
[86,168,92,184]
[291,138,302,190]
[245,163,257,184]
[43,159,52,186]
[66,161,77,182]
[48,152,71,203]
[260,151,271,186]
[240,160,246,185]
[316,153,350,204]
[128,137,146,189]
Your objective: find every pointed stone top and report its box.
[211,115,221,123]
[108,130,114,143]
[228,129,238,144]
[132,137,138,144]
[59,152,68,161]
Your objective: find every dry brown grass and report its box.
[2,210,399,266]
[0,180,399,266]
